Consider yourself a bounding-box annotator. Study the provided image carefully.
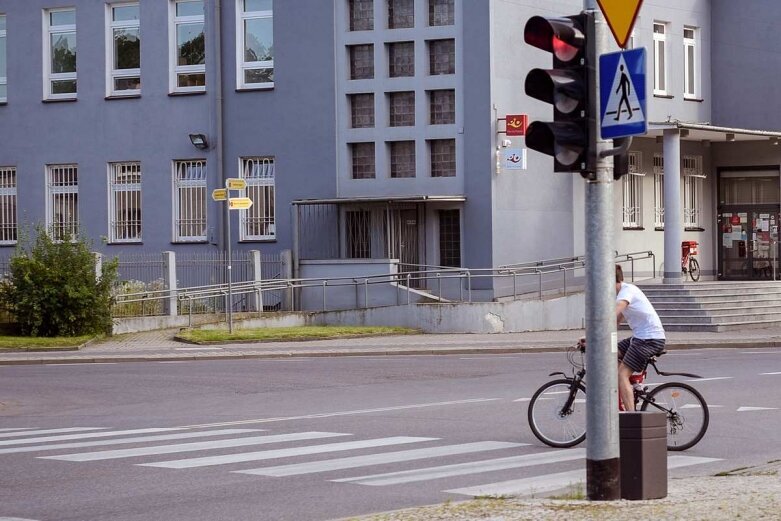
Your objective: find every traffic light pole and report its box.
[583,3,621,501]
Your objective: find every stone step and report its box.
[647,293,781,304]
[660,311,781,325]
[656,304,781,316]
[653,299,781,311]
[662,318,781,332]
[642,288,781,297]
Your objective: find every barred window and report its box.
[388,41,414,77]
[430,139,456,177]
[653,154,664,229]
[389,91,415,126]
[438,209,460,267]
[429,89,455,124]
[622,153,642,229]
[240,157,275,240]
[350,93,374,128]
[388,0,414,29]
[107,3,141,96]
[349,44,374,80]
[429,0,454,26]
[429,39,455,75]
[349,0,374,31]
[173,160,207,242]
[238,0,274,88]
[351,142,375,179]
[683,156,704,228]
[346,210,371,258]
[0,167,16,244]
[109,162,142,243]
[171,0,206,92]
[46,165,79,240]
[390,141,415,178]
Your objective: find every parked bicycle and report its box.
[682,240,701,281]
[527,343,709,451]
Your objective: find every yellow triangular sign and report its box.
[597,0,644,48]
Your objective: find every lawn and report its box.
[0,335,94,350]
[177,326,417,344]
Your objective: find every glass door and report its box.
[719,209,780,279]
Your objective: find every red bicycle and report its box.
[682,240,701,281]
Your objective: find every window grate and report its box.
[109,162,142,243]
[0,167,17,244]
[47,165,79,240]
[173,160,207,242]
[240,157,276,240]
[653,154,664,228]
[438,209,461,267]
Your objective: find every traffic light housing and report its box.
[524,14,594,176]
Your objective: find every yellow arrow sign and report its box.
[228,197,253,210]
[211,188,228,201]
[226,178,247,190]
[597,0,644,48]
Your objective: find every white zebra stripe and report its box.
[0,427,104,439]
[0,428,181,447]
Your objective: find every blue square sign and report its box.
[599,48,647,140]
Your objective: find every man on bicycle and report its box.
[615,264,666,411]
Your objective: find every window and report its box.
[390,141,415,178]
[622,152,643,229]
[350,93,374,128]
[349,0,374,31]
[0,15,7,102]
[653,22,667,95]
[108,162,142,243]
[683,26,698,99]
[388,41,414,77]
[44,8,77,99]
[0,167,16,244]
[351,142,375,179]
[429,39,455,75]
[46,165,78,240]
[429,89,455,124]
[171,0,205,92]
[653,154,664,229]
[349,44,374,80]
[438,209,460,267]
[107,3,140,96]
[346,210,371,258]
[430,139,455,177]
[238,0,273,89]
[240,157,275,240]
[429,0,454,27]
[173,160,207,242]
[388,0,413,29]
[389,91,414,126]
[683,156,703,228]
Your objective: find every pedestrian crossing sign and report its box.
[599,48,647,139]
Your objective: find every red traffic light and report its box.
[524,16,585,63]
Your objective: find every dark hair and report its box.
[616,264,624,283]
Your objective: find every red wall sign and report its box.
[506,114,528,136]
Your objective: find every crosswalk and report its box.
[1,424,721,497]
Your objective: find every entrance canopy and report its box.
[648,120,781,143]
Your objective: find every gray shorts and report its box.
[618,337,666,372]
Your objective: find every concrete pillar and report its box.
[163,251,178,317]
[663,129,683,283]
[93,252,103,281]
[281,249,294,311]
[250,249,263,312]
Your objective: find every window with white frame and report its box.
[683,155,703,228]
[653,22,667,95]
[0,167,16,244]
[622,152,643,228]
[46,165,78,240]
[683,26,699,99]
[237,0,273,89]
[108,162,142,243]
[0,15,7,102]
[173,160,207,242]
[171,0,205,92]
[45,8,77,99]
[107,3,140,96]
[240,157,275,240]
[653,154,664,229]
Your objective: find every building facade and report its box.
[1,0,781,295]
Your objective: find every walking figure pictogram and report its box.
[615,65,633,121]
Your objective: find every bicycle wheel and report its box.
[527,379,587,448]
[640,382,709,451]
[689,257,701,282]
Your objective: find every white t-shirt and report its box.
[616,283,665,340]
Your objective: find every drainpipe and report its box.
[214,0,226,252]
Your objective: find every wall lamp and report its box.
[772,137,780,146]
[726,133,736,142]
[189,133,209,150]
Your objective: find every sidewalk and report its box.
[3,326,781,365]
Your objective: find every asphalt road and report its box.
[1,347,780,521]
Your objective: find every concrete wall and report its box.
[299,258,401,311]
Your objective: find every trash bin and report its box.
[620,411,667,500]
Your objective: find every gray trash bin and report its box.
[620,411,667,500]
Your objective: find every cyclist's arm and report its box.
[616,299,629,326]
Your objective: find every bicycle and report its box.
[527,343,709,451]
[682,243,701,281]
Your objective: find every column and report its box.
[163,251,178,317]
[663,129,683,283]
[250,249,263,312]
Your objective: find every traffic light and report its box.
[524,14,594,176]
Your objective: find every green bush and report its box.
[0,229,118,337]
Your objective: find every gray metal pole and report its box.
[663,129,683,283]
[584,5,620,501]
[227,205,234,333]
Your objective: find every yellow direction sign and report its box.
[596,0,644,48]
[228,197,253,210]
[226,178,247,190]
[211,188,228,201]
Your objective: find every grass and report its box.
[0,334,95,350]
[177,326,418,344]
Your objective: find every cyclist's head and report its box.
[616,264,624,283]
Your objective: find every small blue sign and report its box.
[599,48,647,139]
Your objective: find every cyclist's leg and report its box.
[621,338,665,411]
[617,337,635,411]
